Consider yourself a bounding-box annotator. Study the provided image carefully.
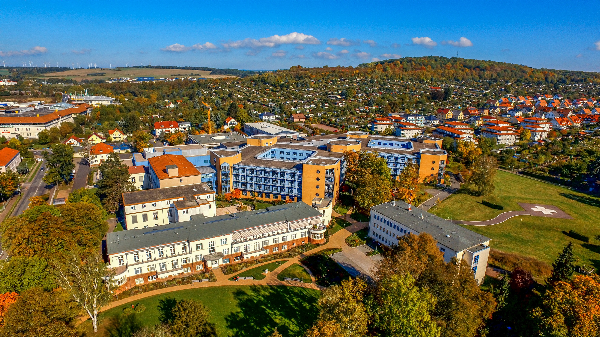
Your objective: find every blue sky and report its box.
[1,0,599,72]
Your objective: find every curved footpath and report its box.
[98,215,368,314]
[458,211,531,226]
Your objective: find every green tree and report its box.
[37,130,50,145]
[395,161,421,204]
[159,299,217,337]
[0,170,20,201]
[0,256,56,293]
[67,187,105,214]
[133,325,173,337]
[548,242,576,285]
[0,288,78,337]
[132,130,152,153]
[373,274,441,337]
[521,128,531,142]
[54,252,114,333]
[97,153,135,213]
[310,278,369,337]
[466,155,497,196]
[343,151,392,211]
[43,144,74,185]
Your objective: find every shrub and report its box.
[488,249,552,279]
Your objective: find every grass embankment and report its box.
[229,260,287,280]
[277,264,313,283]
[430,170,600,272]
[87,286,320,337]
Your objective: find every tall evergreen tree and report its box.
[43,144,75,185]
[548,242,576,284]
[97,153,135,213]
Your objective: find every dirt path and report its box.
[98,217,369,314]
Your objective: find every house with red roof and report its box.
[551,117,573,130]
[108,128,126,142]
[289,114,306,123]
[481,126,518,145]
[224,117,238,130]
[64,135,83,147]
[433,125,474,142]
[89,143,114,167]
[88,132,106,145]
[153,121,179,137]
[128,165,149,190]
[369,117,394,133]
[0,147,21,173]
[394,122,422,138]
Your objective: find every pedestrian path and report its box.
[98,216,369,313]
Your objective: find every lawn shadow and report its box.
[480,200,504,211]
[225,286,319,337]
[582,243,600,255]
[560,192,600,208]
[591,259,600,273]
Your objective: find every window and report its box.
[221,238,227,245]
[142,214,148,222]
[196,243,203,250]
[233,247,240,253]
[273,238,278,244]
[182,245,187,253]
[301,231,307,237]
[131,177,136,183]
[158,248,164,257]
[117,256,124,266]
[244,244,250,253]
[473,255,480,265]
[196,265,203,270]
[133,253,139,262]
[209,241,215,254]
[159,263,166,271]
[222,248,229,255]
[152,202,156,207]
[263,240,269,246]
[131,215,138,224]
[273,247,278,252]
[291,234,297,240]
[182,257,189,264]
[170,246,175,255]
[135,278,144,285]
[134,267,142,275]
[472,266,477,273]
[153,212,159,220]
[172,260,179,269]
[223,258,230,264]
[147,265,155,272]
[282,245,287,250]
[142,204,146,209]
[146,250,152,259]
[195,254,203,261]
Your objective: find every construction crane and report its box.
[201,101,213,134]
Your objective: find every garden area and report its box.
[277,263,312,283]
[88,286,320,337]
[300,248,350,287]
[430,170,600,272]
[228,260,287,281]
[345,228,369,248]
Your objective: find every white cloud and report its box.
[312,51,339,60]
[442,37,473,47]
[71,49,92,55]
[352,51,371,60]
[271,50,287,58]
[339,49,349,54]
[576,53,583,58]
[380,53,401,59]
[364,40,377,47]
[0,46,47,57]
[162,42,217,52]
[391,43,402,48]
[295,45,305,50]
[291,54,306,59]
[595,40,600,50]
[371,57,380,62]
[325,47,333,51]
[223,32,320,49]
[411,37,437,48]
[327,38,360,46]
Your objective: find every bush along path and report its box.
[96,216,370,315]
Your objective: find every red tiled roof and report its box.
[0,104,89,125]
[154,121,179,129]
[109,128,124,135]
[0,148,20,167]
[436,126,465,135]
[128,165,146,174]
[148,154,200,180]
[64,135,82,144]
[88,132,105,140]
[90,143,113,155]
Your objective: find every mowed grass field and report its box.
[88,286,320,337]
[430,171,600,269]
[38,67,231,81]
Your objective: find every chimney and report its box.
[408,204,412,211]
[166,165,179,177]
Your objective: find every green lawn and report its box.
[229,260,287,280]
[345,228,369,247]
[277,264,312,283]
[92,286,320,337]
[327,218,351,236]
[430,170,600,270]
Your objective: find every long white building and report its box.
[369,201,490,284]
[0,104,90,139]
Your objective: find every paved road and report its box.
[12,159,51,217]
[72,158,90,191]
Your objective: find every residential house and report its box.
[89,143,114,166]
[129,165,149,190]
[64,135,83,147]
[289,114,306,123]
[148,154,204,189]
[0,147,21,173]
[522,117,551,141]
[224,117,238,130]
[433,126,474,141]
[370,118,394,132]
[481,126,518,145]
[108,128,126,142]
[369,201,490,284]
[394,122,423,138]
[259,112,277,122]
[179,122,192,132]
[436,108,452,120]
[87,132,106,145]
[551,117,573,130]
[424,115,440,126]
[154,121,179,137]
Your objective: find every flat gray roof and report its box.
[122,183,213,206]
[372,200,490,252]
[106,201,321,255]
[188,132,246,145]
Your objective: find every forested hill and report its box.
[358,56,600,84]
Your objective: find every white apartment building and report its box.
[106,201,326,289]
[122,183,216,230]
[369,201,491,284]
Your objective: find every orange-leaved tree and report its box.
[0,292,19,326]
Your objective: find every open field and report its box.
[37,67,233,81]
[86,286,319,337]
[0,69,9,76]
[430,171,600,270]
